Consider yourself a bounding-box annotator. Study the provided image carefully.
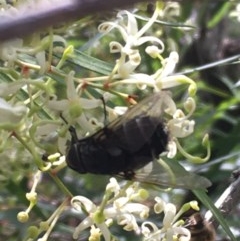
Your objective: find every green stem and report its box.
[49,172,73,198]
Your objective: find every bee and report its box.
[65,92,211,189]
[185,213,216,241]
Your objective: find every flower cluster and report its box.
[70,178,198,241]
[0,1,212,241]
[45,2,210,164]
[71,178,148,240]
[142,198,200,241]
[230,2,240,22]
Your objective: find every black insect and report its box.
[65,92,211,189]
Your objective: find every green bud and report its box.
[17,211,29,223]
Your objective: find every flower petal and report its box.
[0,98,27,128]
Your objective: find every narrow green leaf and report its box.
[193,189,236,241]
[207,2,232,29]
[69,50,113,75]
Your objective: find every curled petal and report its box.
[117,214,139,231]
[173,109,185,119]
[117,10,138,36]
[172,227,191,241]
[141,224,151,237]
[51,35,67,47]
[109,41,123,53]
[181,120,195,137]
[125,182,140,197]
[98,22,115,33]
[141,221,159,236]
[98,22,127,41]
[136,36,164,51]
[129,50,141,65]
[71,196,96,213]
[118,51,141,77]
[98,22,110,32]
[168,119,195,138]
[154,197,165,214]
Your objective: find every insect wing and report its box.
[108,92,166,129]
[130,159,211,190]
[94,92,168,153]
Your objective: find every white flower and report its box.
[71,179,150,240]
[47,71,101,117]
[0,38,23,66]
[99,10,164,78]
[0,82,26,97]
[118,213,139,232]
[106,177,120,195]
[230,3,240,22]
[0,98,27,129]
[168,117,195,138]
[47,70,103,136]
[141,197,191,241]
[104,180,150,231]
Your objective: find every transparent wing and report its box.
[127,159,211,190]
[108,91,168,129]
[93,91,169,152]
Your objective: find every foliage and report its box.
[0,1,240,241]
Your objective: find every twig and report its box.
[0,0,158,42]
[205,168,240,229]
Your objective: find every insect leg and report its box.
[100,96,108,126]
